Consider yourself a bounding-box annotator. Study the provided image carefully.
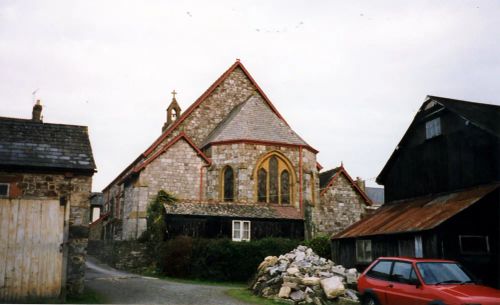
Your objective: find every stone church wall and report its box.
[140,139,206,203]
[153,67,259,154]
[121,184,148,240]
[206,143,319,207]
[312,174,367,236]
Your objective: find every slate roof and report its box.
[0,117,96,172]
[164,202,303,220]
[333,183,500,239]
[365,187,385,205]
[201,95,309,148]
[319,167,341,189]
[428,95,500,136]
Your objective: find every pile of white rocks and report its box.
[251,246,360,305]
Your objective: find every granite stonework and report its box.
[0,171,92,296]
[155,67,258,150]
[99,62,376,243]
[87,240,151,272]
[313,174,367,236]
[205,143,319,207]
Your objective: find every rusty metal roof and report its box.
[332,184,500,239]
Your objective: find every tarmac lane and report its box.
[85,256,250,305]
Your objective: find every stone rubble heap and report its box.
[251,246,360,305]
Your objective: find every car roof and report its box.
[376,257,457,263]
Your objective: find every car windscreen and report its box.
[416,262,473,285]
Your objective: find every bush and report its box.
[161,236,300,282]
[303,235,331,259]
[161,236,193,277]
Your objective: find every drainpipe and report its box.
[299,146,303,212]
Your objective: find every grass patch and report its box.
[226,288,291,305]
[65,288,107,304]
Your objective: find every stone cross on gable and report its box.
[171,90,177,99]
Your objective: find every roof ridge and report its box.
[427,95,500,109]
[0,116,89,129]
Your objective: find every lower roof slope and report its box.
[332,183,500,239]
[164,201,303,220]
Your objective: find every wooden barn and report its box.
[331,96,500,288]
[0,102,96,301]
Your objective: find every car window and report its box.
[417,262,473,285]
[367,260,393,281]
[391,261,415,284]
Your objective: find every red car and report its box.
[357,257,500,305]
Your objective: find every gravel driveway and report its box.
[85,257,251,305]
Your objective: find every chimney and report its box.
[355,177,366,191]
[32,100,43,122]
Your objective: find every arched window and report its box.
[254,152,294,204]
[257,168,267,202]
[222,166,234,202]
[281,170,290,204]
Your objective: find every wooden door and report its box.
[0,199,65,302]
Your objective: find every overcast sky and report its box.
[1,1,500,191]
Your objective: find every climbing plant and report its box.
[140,190,177,243]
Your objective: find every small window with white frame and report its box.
[232,220,251,242]
[459,235,489,254]
[425,117,441,139]
[356,239,372,263]
[0,183,9,197]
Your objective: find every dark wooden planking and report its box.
[165,215,304,240]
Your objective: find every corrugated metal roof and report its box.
[164,202,303,220]
[332,184,500,239]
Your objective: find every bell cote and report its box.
[162,90,182,133]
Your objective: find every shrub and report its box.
[304,234,331,259]
[161,236,300,282]
[162,236,193,277]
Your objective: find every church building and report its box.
[97,60,372,241]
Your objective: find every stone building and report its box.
[313,166,372,236]
[0,101,96,301]
[99,60,371,241]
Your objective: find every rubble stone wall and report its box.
[87,240,150,272]
[0,171,92,296]
[140,139,206,202]
[313,174,367,236]
[154,67,258,152]
[206,143,319,208]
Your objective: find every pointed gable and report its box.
[319,166,372,205]
[201,95,309,148]
[377,95,500,185]
[144,60,290,156]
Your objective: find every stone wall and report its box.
[140,139,206,202]
[312,174,367,236]
[0,171,92,296]
[206,143,319,209]
[87,240,151,272]
[101,65,326,241]
[155,67,258,152]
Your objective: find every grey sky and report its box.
[1,1,499,191]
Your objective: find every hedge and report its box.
[158,235,331,282]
